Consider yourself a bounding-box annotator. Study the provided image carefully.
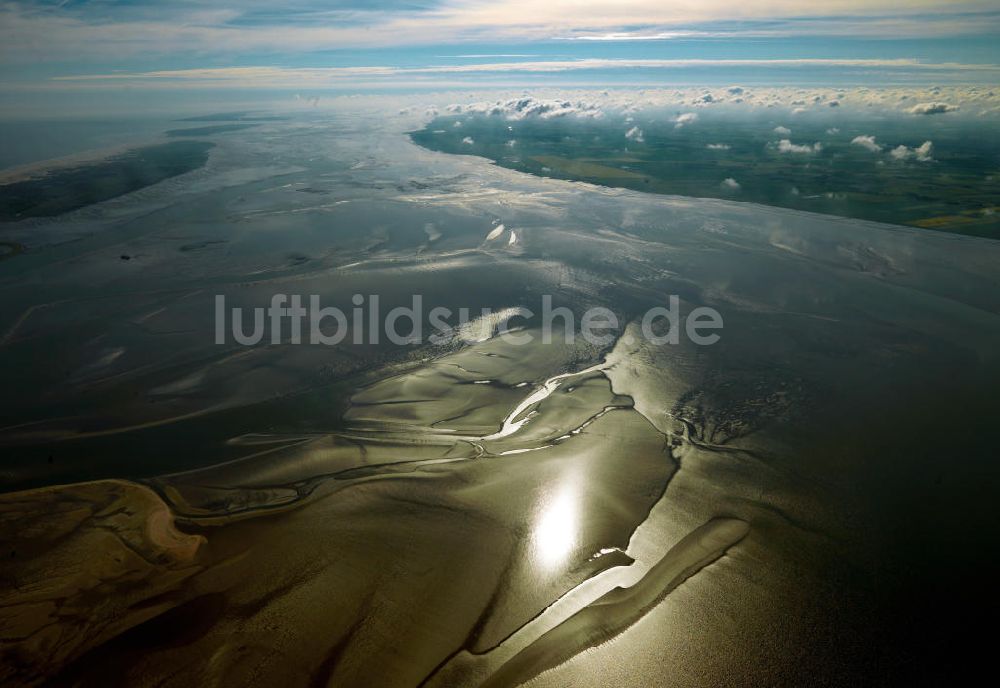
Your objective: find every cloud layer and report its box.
[1,2,998,64]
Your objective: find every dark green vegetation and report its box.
[0,140,213,221]
[412,112,1000,237]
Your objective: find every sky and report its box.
[0,1,998,112]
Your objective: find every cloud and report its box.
[721,178,741,191]
[908,101,959,115]
[707,143,730,150]
[625,126,645,142]
[462,136,474,144]
[449,96,605,120]
[41,60,1000,93]
[890,140,934,161]
[419,88,998,137]
[4,2,1000,66]
[57,58,1000,79]
[555,30,712,41]
[773,125,791,135]
[776,139,822,154]
[674,112,699,129]
[851,135,882,152]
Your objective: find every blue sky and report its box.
[1,1,998,93]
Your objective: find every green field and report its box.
[412,112,1000,238]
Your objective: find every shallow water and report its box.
[1,106,999,686]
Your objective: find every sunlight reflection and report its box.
[532,482,579,570]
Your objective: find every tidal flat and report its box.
[1,104,999,686]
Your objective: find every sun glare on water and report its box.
[532,483,579,570]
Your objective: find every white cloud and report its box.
[776,139,822,154]
[851,135,882,152]
[889,145,909,160]
[413,88,998,138]
[455,96,605,120]
[462,136,474,144]
[557,30,711,41]
[908,101,959,115]
[773,125,791,135]
[674,112,699,129]
[890,140,934,161]
[721,178,741,191]
[625,126,645,142]
[42,60,1000,92]
[707,143,730,150]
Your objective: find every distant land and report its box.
[413,111,1000,237]
[0,140,213,221]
